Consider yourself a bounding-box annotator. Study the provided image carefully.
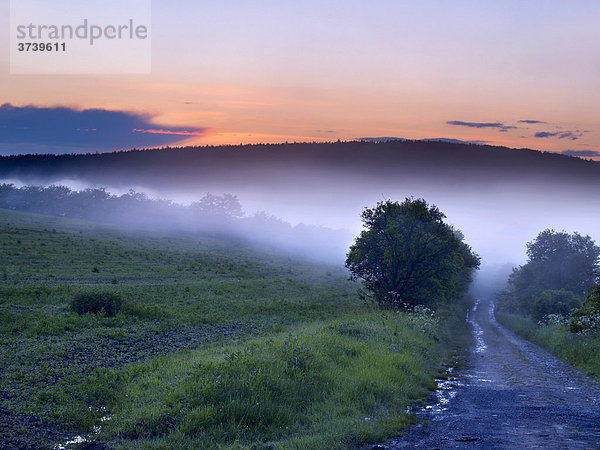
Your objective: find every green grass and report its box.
[0,209,468,448]
[495,311,600,382]
[99,311,445,449]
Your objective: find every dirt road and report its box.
[386,298,600,448]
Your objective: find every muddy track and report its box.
[385,298,600,449]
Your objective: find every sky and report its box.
[0,0,599,157]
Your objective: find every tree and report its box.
[525,230,599,294]
[501,230,599,315]
[190,193,244,222]
[345,198,480,309]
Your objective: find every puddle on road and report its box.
[488,301,497,324]
[468,299,487,354]
[423,375,463,420]
[419,299,488,420]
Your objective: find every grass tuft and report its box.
[70,291,123,317]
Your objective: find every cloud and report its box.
[535,131,560,138]
[446,120,516,132]
[132,128,204,136]
[563,149,600,157]
[0,103,206,154]
[518,119,547,124]
[447,120,503,128]
[534,130,587,140]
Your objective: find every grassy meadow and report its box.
[0,209,468,449]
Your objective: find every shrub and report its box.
[569,285,600,333]
[70,292,123,317]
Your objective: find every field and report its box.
[0,209,467,449]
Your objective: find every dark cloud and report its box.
[0,103,206,155]
[558,132,579,140]
[447,120,503,128]
[535,131,560,138]
[518,119,547,124]
[447,120,516,132]
[563,149,600,157]
[534,130,587,140]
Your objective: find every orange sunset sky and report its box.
[1,0,599,157]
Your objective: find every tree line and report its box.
[0,183,350,262]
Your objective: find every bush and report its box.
[70,292,123,317]
[530,289,581,323]
[569,285,600,333]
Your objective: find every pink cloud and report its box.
[132,128,204,136]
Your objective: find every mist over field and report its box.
[1,140,599,272]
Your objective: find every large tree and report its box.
[525,230,599,294]
[500,230,600,316]
[345,198,480,309]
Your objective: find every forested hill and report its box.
[0,140,598,191]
